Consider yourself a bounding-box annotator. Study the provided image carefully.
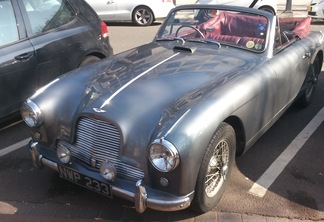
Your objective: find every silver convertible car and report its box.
[21,5,323,213]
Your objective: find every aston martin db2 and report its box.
[21,5,324,213]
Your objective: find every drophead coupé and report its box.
[21,5,323,213]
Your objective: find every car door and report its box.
[0,0,37,119]
[85,0,117,20]
[268,27,311,110]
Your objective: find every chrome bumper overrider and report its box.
[29,141,193,213]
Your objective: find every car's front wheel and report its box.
[133,6,154,26]
[191,122,236,213]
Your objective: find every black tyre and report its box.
[133,6,154,26]
[191,122,236,213]
[297,58,319,108]
[78,55,101,67]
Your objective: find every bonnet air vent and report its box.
[173,46,196,53]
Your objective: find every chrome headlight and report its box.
[20,99,43,128]
[149,138,180,172]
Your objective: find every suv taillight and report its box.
[101,21,109,38]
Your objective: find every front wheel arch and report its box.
[190,122,236,213]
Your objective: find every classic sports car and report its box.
[21,5,323,213]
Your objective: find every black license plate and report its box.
[58,165,113,198]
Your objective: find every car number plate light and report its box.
[58,165,113,198]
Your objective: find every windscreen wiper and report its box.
[186,39,221,49]
[156,37,185,44]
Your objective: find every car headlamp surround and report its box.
[56,143,71,164]
[149,138,180,172]
[20,99,43,128]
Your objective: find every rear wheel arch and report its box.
[78,53,106,67]
[314,51,323,74]
[296,56,320,108]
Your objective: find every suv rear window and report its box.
[23,0,75,34]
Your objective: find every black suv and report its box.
[0,0,113,123]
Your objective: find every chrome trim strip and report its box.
[99,53,180,109]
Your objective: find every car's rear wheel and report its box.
[78,55,101,67]
[297,58,319,108]
[133,6,154,26]
[191,122,236,213]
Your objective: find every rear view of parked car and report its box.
[196,0,277,14]
[85,0,175,26]
[0,0,113,123]
[307,0,324,19]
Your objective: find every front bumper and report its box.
[29,141,193,213]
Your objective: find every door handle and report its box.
[303,52,311,59]
[106,0,114,4]
[14,52,34,61]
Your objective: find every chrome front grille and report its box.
[58,117,144,181]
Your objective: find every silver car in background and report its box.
[196,0,277,14]
[85,0,175,26]
[307,0,324,19]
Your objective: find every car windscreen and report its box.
[157,7,269,52]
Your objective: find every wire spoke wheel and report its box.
[205,140,229,197]
[191,122,235,213]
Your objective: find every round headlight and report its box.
[149,138,180,172]
[20,100,43,128]
[57,144,71,164]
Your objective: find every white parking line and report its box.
[0,138,30,157]
[249,107,324,198]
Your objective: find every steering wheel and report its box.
[175,25,205,39]
[281,31,290,44]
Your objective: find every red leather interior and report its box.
[197,11,311,49]
[279,16,311,39]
